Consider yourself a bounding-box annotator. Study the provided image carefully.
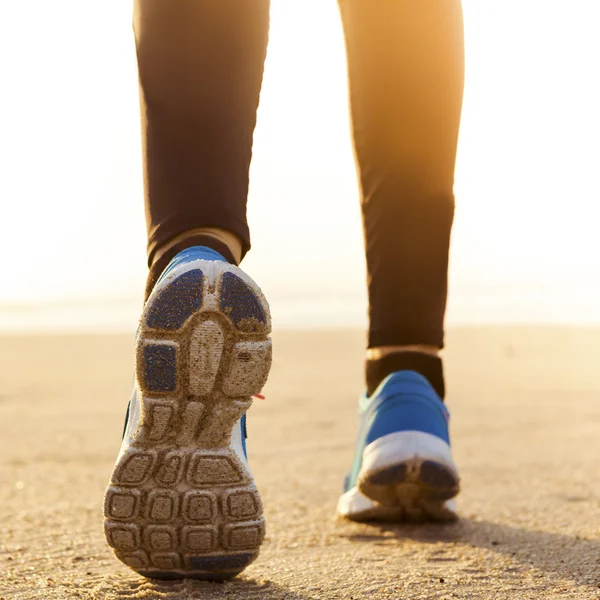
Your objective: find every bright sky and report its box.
[0,0,599,331]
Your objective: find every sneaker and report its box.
[337,370,459,522]
[104,246,272,580]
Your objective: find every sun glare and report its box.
[0,0,599,329]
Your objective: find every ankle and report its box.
[367,345,439,360]
[365,349,445,399]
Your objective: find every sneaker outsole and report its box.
[104,260,271,580]
[357,458,459,523]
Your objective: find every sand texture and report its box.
[1,328,599,599]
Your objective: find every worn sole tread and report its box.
[104,260,271,580]
[356,458,459,523]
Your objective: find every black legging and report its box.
[136,0,464,349]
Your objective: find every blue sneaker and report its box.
[104,246,272,580]
[337,371,460,522]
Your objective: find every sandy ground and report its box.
[1,327,600,599]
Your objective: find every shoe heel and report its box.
[357,431,459,521]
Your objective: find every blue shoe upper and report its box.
[345,370,450,492]
[156,246,227,284]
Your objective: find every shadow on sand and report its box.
[343,516,600,588]
[99,575,311,600]
[99,518,599,597]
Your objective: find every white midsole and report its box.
[361,430,458,478]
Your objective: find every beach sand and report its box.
[1,327,599,599]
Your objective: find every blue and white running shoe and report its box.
[104,246,272,580]
[337,371,460,522]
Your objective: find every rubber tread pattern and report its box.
[104,261,271,579]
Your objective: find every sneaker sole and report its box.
[346,431,459,523]
[103,259,272,580]
[359,460,459,522]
